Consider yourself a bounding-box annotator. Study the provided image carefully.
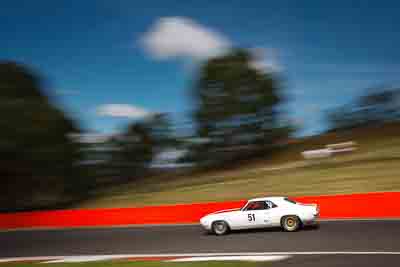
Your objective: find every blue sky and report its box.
[2,0,400,136]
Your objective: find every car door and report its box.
[263,200,280,226]
[236,201,269,229]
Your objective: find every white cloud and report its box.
[249,47,281,73]
[97,104,150,118]
[250,59,281,73]
[140,17,231,60]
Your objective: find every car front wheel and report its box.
[211,221,230,235]
[281,215,301,232]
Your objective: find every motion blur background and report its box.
[1,0,400,211]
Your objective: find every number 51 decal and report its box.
[248,214,256,221]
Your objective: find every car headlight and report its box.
[200,217,209,225]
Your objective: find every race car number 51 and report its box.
[248,214,255,221]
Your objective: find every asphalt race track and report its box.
[1,220,399,266]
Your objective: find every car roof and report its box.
[248,196,286,202]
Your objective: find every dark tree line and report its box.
[107,113,173,179]
[191,49,291,165]
[7,52,398,211]
[0,62,176,210]
[0,50,292,210]
[327,87,400,131]
[0,62,86,211]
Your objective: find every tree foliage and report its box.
[192,50,290,164]
[0,62,84,211]
[109,113,173,178]
[327,87,400,131]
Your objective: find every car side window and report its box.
[245,201,269,211]
[265,200,277,209]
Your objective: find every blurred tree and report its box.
[327,105,358,131]
[0,62,84,211]
[145,113,174,148]
[358,88,398,123]
[192,49,290,165]
[110,113,173,178]
[327,87,400,131]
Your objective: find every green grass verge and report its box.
[78,124,400,208]
[0,261,260,267]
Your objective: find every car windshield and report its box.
[242,200,276,210]
[241,202,251,211]
[246,202,262,210]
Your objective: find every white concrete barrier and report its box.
[301,149,332,159]
[326,141,357,150]
[302,141,357,160]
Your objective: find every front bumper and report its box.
[200,218,212,231]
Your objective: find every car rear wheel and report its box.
[211,221,229,235]
[281,215,301,232]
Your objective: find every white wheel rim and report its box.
[214,222,226,234]
[286,217,297,230]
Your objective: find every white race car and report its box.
[200,196,319,235]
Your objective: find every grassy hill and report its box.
[78,122,400,208]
